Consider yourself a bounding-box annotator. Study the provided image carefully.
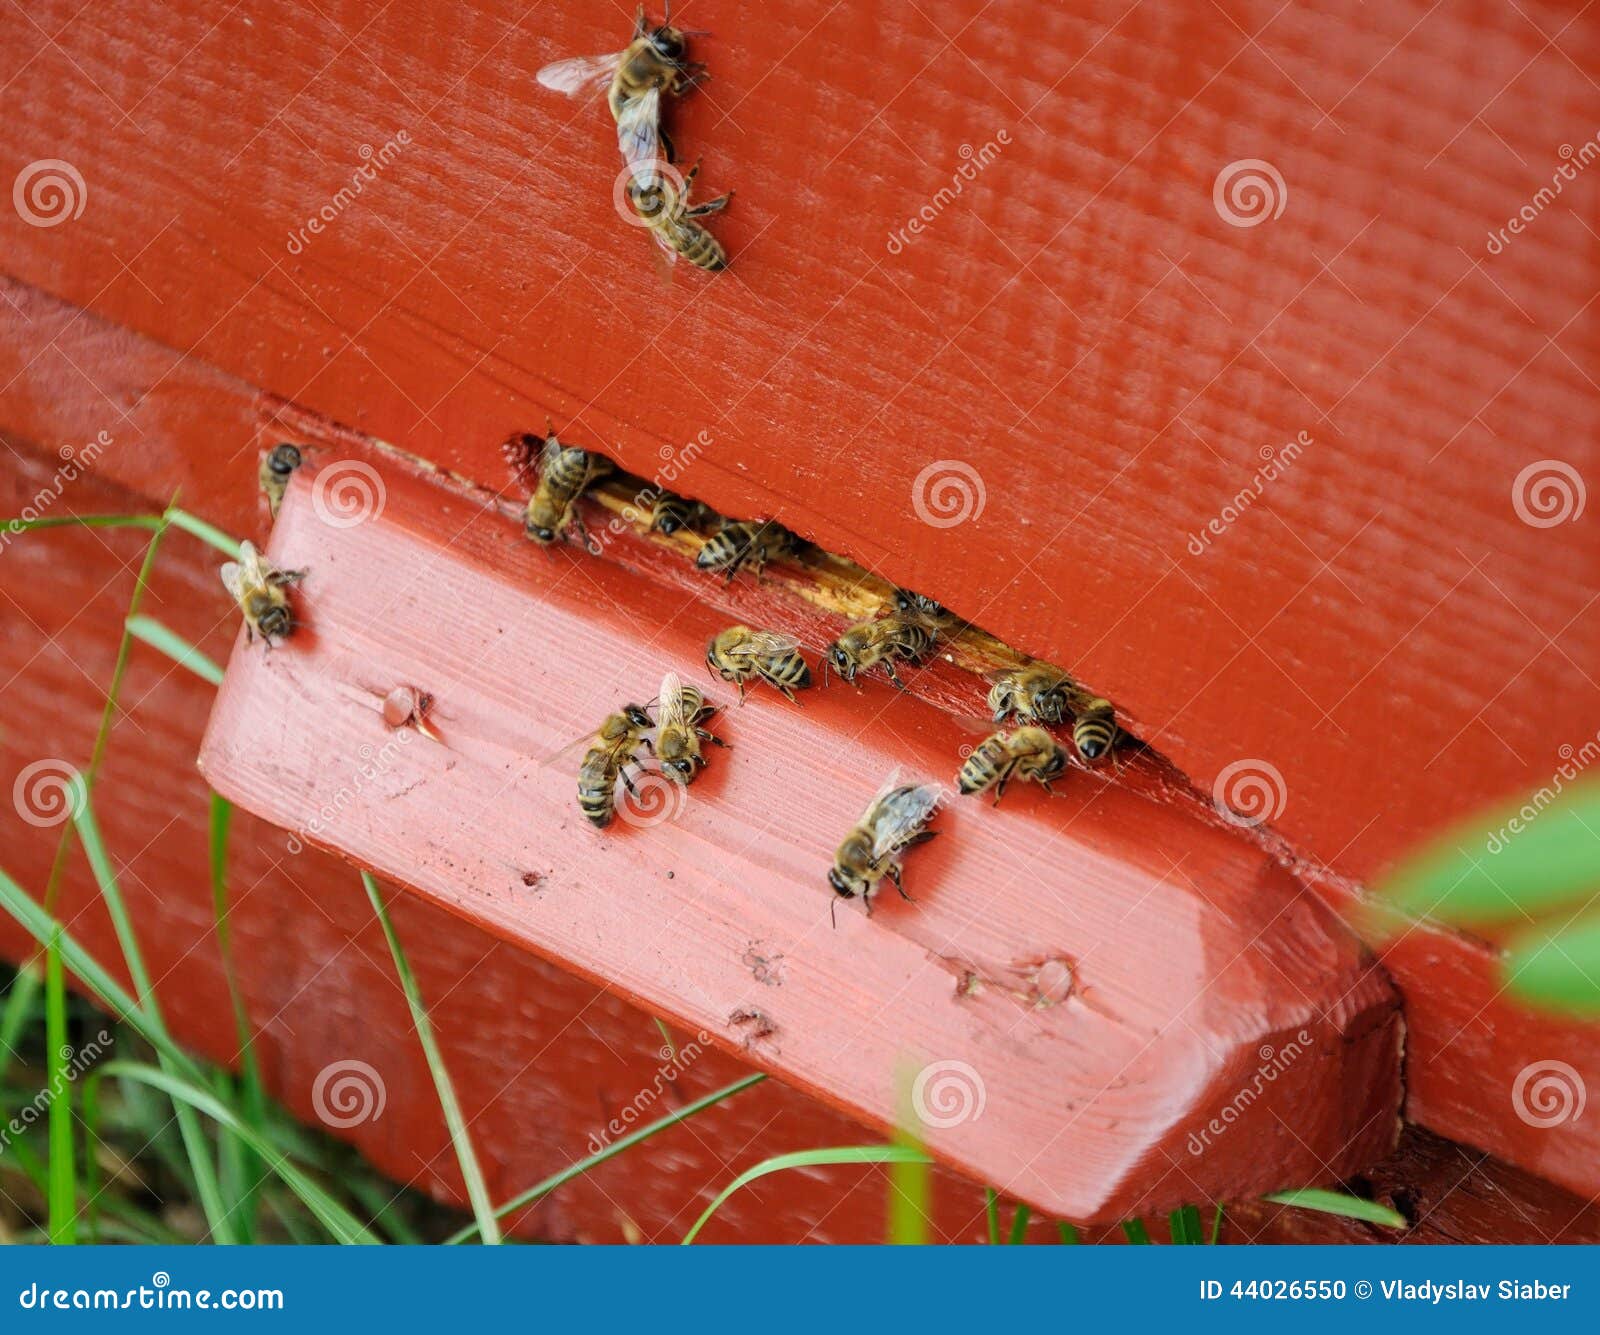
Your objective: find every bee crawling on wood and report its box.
[507,423,614,550]
[650,490,715,536]
[892,587,955,631]
[1070,696,1119,764]
[695,518,798,583]
[259,443,303,518]
[576,702,657,827]
[536,3,708,191]
[823,615,937,691]
[828,775,942,926]
[987,662,1073,726]
[706,625,812,703]
[220,541,305,647]
[654,670,726,784]
[958,727,1068,804]
[627,158,732,271]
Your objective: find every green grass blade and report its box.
[1263,1189,1405,1228]
[682,1146,933,1245]
[1379,779,1600,928]
[1057,1221,1081,1244]
[93,1062,378,1244]
[1503,915,1600,1014]
[0,963,42,1085]
[1209,1203,1225,1244]
[1169,1203,1202,1244]
[445,1072,767,1244]
[1122,1218,1152,1244]
[44,930,77,1244]
[1007,1203,1032,1245]
[1,513,164,535]
[652,1017,677,1062]
[361,872,501,1245]
[985,1186,1000,1245]
[126,615,224,686]
[165,506,242,558]
[886,1127,930,1245]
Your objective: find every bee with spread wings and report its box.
[535,4,706,189]
[827,775,942,925]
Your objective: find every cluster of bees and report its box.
[232,430,1123,923]
[537,5,731,271]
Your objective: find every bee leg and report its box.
[905,830,939,848]
[830,897,839,930]
[660,129,677,165]
[885,863,914,903]
[775,681,798,704]
[569,508,600,556]
[619,766,641,798]
[696,729,727,749]
[633,3,647,38]
[685,192,731,218]
[993,763,1018,807]
[638,737,656,756]
[881,661,910,693]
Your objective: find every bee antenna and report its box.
[830,897,838,930]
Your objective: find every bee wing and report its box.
[535,50,626,97]
[742,629,802,658]
[219,560,244,601]
[869,783,942,860]
[657,670,687,734]
[615,84,663,184]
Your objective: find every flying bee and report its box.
[650,490,714,536]
[513,424,614,548]
[695,518,797,582]
[828,777,942,925]
[892,587,954,630]
[259,443,303,518]
[219,541,305,647]
[628,158,731,270]
[958,727,1069,804]
[987,662,1074,726]
[823,615,937,691]
[1071,696,1119,764]
[706,625,812,703]
[536,4,707,189]
[576,702,657,827]
[654,670,725,784]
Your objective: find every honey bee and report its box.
[958,727,1068,804]
[987,662,1073,726]
[259,443,302,518]
[695,518,797,582]
[823,616,937,691]
[892,587,954,629]
[536,4,707,188]
[1071,696,1119,763]
[516,424,614,547]
[628,158,731,270]
[706,626,812,702]
[220,541,305,647]
[654,670,725,783]
[576,703,656,827]
[650,491,714,536]
[828,776,942,924]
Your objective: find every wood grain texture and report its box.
[196,460,1402,1221]
[1,0,1595,911]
